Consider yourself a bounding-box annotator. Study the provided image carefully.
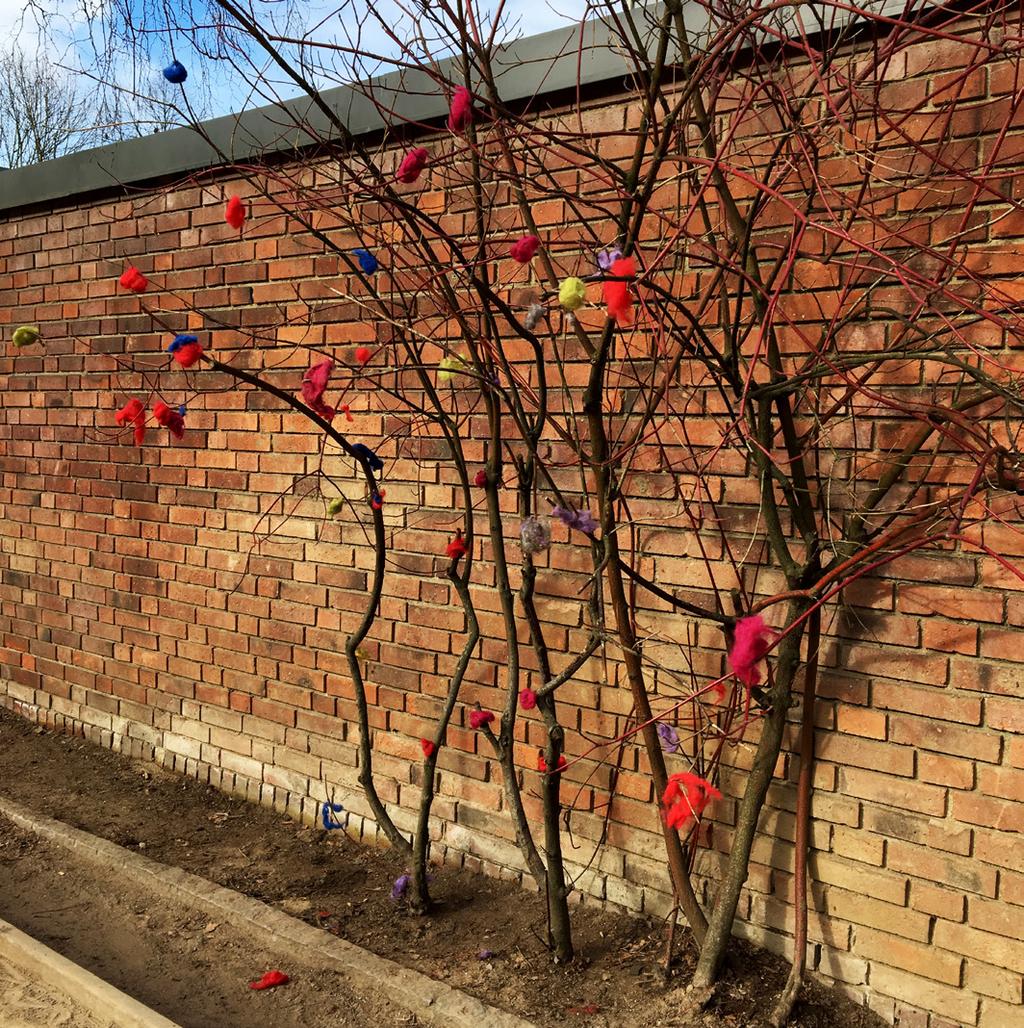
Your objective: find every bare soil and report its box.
[0,709,884,1027]
[0,946,106,1028]
[0,817,408,1027]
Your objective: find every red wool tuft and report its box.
[153,401,185,440]
[397,147,429,184]
[537,751,568,774]
[420,738,436,758]
[509,235,540,264]
[603,256,636,326]
[661,772,722,832]
[225,195,246,230]
[115,399,146,446]
[474,469,488,488]
[519,688,537,710]
[446,531,469,560]
[249,970,289,991]
[119,267,148,294]
[171,341,204,369]
[468,709,494,730]
[728,615,778,687]
[447,86,473,133]
[354,346,372,364]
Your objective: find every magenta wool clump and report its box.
[397,147,429,184]
[509,235,540,263]
[728,615,778,687]
[468,709,494,730]
[302,359,336,421]
[447,86,474,132]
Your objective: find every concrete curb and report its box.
[0,915,181,1028]
[0,794,536,1028]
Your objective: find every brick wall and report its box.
[1,19,1023,1028]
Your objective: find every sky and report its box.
[0,0,593,126]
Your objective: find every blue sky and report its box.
[0,0,593,125]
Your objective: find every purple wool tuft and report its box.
[656,722,681,754]
[551,505,599,536]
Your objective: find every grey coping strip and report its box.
[0,0,913,212]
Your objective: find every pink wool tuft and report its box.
[447,86,473,133]
[518,688,537,710]
[301,359,335,421]
[728,615,777,687]
[468,709,494,730]
[602,256,636,326]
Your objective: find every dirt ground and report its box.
[0,947,105,1028]
[0,816,410,1028]
[0,709,884,1028]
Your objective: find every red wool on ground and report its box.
[115,399,146,445]
[729,615,777,687]
[119,267,148,293]
[603,256,636,326]
[225,195,246,230]
[468,710,494,730]
[446,531,468,560]
[509,235,540,263]
[397,147,429,184]
[153,401,185,439]
[447,86,473,133]
[661,772,722,832]
[249,970,289,991]
[420,738,436,758]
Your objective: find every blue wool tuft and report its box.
[321,801,345,830]
[353,248,379,274]
[177,405,187,417]
[163,61,188,84]
[351,443,384,473]
[168,334,198,353]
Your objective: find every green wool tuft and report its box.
[12,326,41,348]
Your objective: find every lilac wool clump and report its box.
[391,874,411,901]
[520,516,551,555]
[552,505,599,536]
[656,722,681,754]
[597,247,623,272]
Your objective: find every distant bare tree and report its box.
[0,46,94,167]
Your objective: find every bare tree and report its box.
[0,45,94,167]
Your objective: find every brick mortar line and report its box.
[0,793,536,1028]
[0,915,181,1028]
